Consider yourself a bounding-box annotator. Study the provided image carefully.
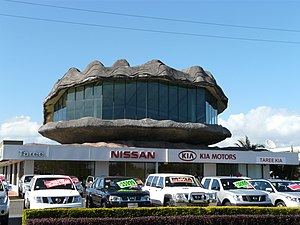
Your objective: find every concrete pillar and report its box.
[262,165,270,178]
[238,164,248,177]
[95,161,109,177]
[24,160,34,175]
[203,164,216,176]
[12,163,16,185]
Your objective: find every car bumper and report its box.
[0,203,9,216]
[108,201,152,207]
[233,202,273,206]
[175,199,218,206]
[30,202,83,209]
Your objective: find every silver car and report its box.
[0,181,10,225]
[19,174,35,198]
[201,176,272,206]
[250,179,300,207]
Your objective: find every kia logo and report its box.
[178,150,197,161]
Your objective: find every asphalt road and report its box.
[9,199,23,225]
[8,197,87,225]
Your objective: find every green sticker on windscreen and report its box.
[233,180,251,188]
[117,179,137,188]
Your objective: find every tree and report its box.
[235,136,265,150]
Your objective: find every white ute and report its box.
[201,176,272,206]
[142,173,217,206]
[24,175,83,209]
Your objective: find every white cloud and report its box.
[217,106,300,148]
[1,108,300,149]
[0,116,55,144]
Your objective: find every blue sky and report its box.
[1,0,300,148]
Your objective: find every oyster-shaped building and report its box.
[39,59,231,145]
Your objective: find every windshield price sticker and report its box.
[170,177,194,183]
[288,184,300,190]
[71,177,79,183]
[44,178,72,188]
[117,179,137,188]
[233,180,251,188]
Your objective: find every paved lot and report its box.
[8,191,23,225]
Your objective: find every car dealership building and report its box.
[0,59,298,187]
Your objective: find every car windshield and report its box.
[34,177,75,190]
[221,178,254,190]
[273,182,300,192]
[165,176,199,187]
[104,178,143,191]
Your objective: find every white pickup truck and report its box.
[201,176,272,206]
[142,173,217,206]
[24,175,83,209]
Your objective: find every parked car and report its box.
[85,175,94,190]
[249,179,300,207]
[24,175,83,209]
[201,176,272,206]
[86,176,151,208]
[0,175,9,189]
[0,180,10,225]
[142,173,217,206]
[18,174,35,198]
[70,176,84,196]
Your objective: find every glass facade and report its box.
[109,162,156,181]
[53,80,218,124]
[34,161,95,182]
[158,162,204,178]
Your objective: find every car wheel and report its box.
[276,201,286,207]
[0,214,9,225]
[224,201,232,206]
[163,198,172,206]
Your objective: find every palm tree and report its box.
[235,136,265,150]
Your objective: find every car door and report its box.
[151,176,165,205]
[211,179,223,203]
[146,176,160,205]
[90,178,103,207]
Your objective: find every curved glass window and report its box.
[53,80,218,124]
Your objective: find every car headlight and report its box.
[0,195,7,204]
[33,196,43,203]
[233,195,243,201]
[109,195,121,202]
[286,196,300,202]
[173,193,188,202]
[205,193,217,200]
[141,195,150,201]
[73,195,82,203]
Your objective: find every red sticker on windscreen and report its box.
[44,178,72,188]
[71,177,79,183]
[288,184,300,190]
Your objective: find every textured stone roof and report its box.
[43,59,228,123]
[40,59,231,145]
